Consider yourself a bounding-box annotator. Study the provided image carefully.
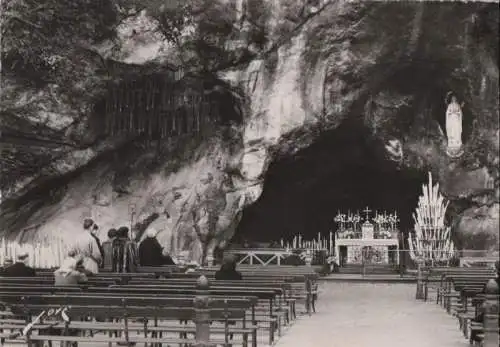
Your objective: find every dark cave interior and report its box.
[236,118,428,243]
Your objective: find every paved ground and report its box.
[275,282,469,347]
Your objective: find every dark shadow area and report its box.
[235,118,427,243]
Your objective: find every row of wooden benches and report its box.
[0,265,319,346]
[421,266,499,347]
[0,285,283,345]
[15,265,320,315]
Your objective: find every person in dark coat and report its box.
[2,253,36,277]
[139,228,176,266]
[101,229,117,271]
[215,254,242,281]
[112,226,138,273]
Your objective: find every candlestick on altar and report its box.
[329,231,333,254]
[128,203,136,239]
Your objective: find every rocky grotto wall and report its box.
[0,0,498,262]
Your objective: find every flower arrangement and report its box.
[376,229,392,239]
[337,230,356,239]
[373,211,400,231]
[334,211,362,232]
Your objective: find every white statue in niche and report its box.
[445,92,464,158]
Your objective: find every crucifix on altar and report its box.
[363,206,372,221]
[362,207,374,239]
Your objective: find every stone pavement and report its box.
[274,282,469,347]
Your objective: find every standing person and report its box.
[2,253,36,277]
[101,229,117,271]
[113,226,138,273]
[139,228,176,266]
[215,254,242,281]
[71,218,104,275]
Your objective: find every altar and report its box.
[334,208,400,265]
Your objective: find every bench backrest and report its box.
[127,279,291,290]
[0,293,256,309]
[0,277,117,286]
[111,283,283,295]
[9,304,246,321]
[0,286,82,293]
[94,286,278,300]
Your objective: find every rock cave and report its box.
[0,0,498,265]
[236,118,427,243]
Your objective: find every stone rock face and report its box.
[456,204,499,252]
[0,0,498,261]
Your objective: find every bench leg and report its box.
[107,318,113,347]
[462,319,469,339]
[269,320,275,346]
[276,315,282,337]
[305,294,311,316]
[143,319,148,347]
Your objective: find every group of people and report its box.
[55,218,177,283]
[0,217,178,284]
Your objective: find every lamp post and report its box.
[415,255,425,300]
[193,275,215,347]
[128,203,136,238]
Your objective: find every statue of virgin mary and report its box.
[445,92,464,157]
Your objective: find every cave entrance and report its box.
[235,118,427,251]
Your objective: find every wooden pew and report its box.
[440,273,495,313]
[429,271,499,347]
[450,279,499,347]
[0,294,258,345]
[0,282,284,344]
[421,267,493,302]
[430,268,495,304]
[128,278,296,322]
[2,265,321,346]
[97,285,281,344]
[147,265,319,314]
[0,277,261,347]
[0,277,118,287]
[0,280,283,345]
[2,304,251,346]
